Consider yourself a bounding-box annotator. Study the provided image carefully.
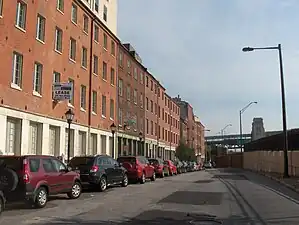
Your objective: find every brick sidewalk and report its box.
[255,170,299,192]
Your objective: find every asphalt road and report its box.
[1,168,299,224]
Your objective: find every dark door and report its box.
[99,156,114,184]
[110,158,123,182]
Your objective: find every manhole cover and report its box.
[159,191,223,205]
[194,180,214,184]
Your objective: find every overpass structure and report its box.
[205,134,251,148]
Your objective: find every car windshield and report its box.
[0,157,23,171]
[148,159,159,165]
[117,157,136,164]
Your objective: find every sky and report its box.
[117,0,299,135]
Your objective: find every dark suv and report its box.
[0,155,82,208]
[68,155,128,192]
[0,190,5,215]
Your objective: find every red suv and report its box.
[117,156,155,184]
[0,155,82,208]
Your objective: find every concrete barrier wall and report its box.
[243,151,299,176]
[216,153,243,168]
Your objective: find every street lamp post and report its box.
[220,124,232,148]
[242,44,289,178]
[139,131,143,156]
[239,101,257,152]
[110,123,117,158]
[65,109,74,163]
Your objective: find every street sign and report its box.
[52,82,73,101]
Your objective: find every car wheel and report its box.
[150,172,156,181]
[34,187,48,208]
[140,172,146,184]
[169,169,173,176]
[121,173,128,187]
[67,182,82,199]
[99,176,107,192]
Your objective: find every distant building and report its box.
[251,118,266,141]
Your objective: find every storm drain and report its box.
[194,180,214,184]
[213,174,248,180]
[158,191,223,205]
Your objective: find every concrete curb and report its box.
[250,170,299,193]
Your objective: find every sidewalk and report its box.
[254,170,299,192]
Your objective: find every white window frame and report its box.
[93,55,98,74]
[71,3,77,24]
[110,99,114,119]
[16,1,27,30]
[56,0,64,12]
[12,52,23,88]
[36,14,46,42]
[33,62,43,94]
[118,79,123,96]
[102,61,107,80]
[81,47,87,68]
[83,14,88,33]
[92,91,97,113]
[94,25,99,42]
[69,38,76,61]
[55,27,63,52]
[133,89,137,104]
[110,67,115,85]
[80,85,86,110]
[0,0,3,17]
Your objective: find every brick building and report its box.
[117,43,145,157]
[0,0,117,158]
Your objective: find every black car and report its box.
[0,190,5,215]
[68,155,128,191]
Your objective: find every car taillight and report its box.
[23,159,30,184]
[90,165,99,173]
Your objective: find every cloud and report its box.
[117,0,299,134]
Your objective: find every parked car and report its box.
[204,162,213,169]
[164,160,177,175]
[0,155,82,208]
[117,156,155,184]
[174,160,184,174]
[148,158,169,177]
[68,155,128,191]
[0,190,5,215]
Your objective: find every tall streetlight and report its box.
[239,101,257,152]
[242,44,289,178]
[65,109,74,163]
[110,123,117,158]
[139,131,143,156]
[220,124,232,148]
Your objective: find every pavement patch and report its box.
[159,191,223,205]
[194,179,214,184]
[213,174,248,180]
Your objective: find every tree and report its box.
[175,141,196,161]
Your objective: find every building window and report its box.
[126,85,131,101]
[111,41,115,56]
[29,122,42,154]
[68,78,74,105]
[56,0,64,12]
[110,99,114,119]
[80,85,86,109]
[36,14,46,42]
[103,5,107,21]
[110,67,115,85]
[71,4,77,24]
[146,97,149,110]
[78,131,86,155]
[119,52,123,66]
[81,47,87,68]
[0,0,3,16]
[55,27,63,52]
[118,108,123,125]
[151,121,153,135]
[134,68,137,80]
[16,1,27,30]
[103,33,107,49]
[102,95,106,117]
[69,38,76,61]
[53,71,60,83]
[146,119,149,134]
[140,93,143,108]
[83,15,88,33]
[118,79,123,96]
[6,118,22,155]
[94,25,99,42]
[92,91,97,113]
[12,52,23,88]
[33,62,43,94]
[150,100,154,112]
[93,55,98,74]
[102,61,107,80]
[94,0,99,12]
[127,60,131,69]
[140,72,143,84]
[146,76,149,87]
[150,80,153,91]
[133,89,137,104]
